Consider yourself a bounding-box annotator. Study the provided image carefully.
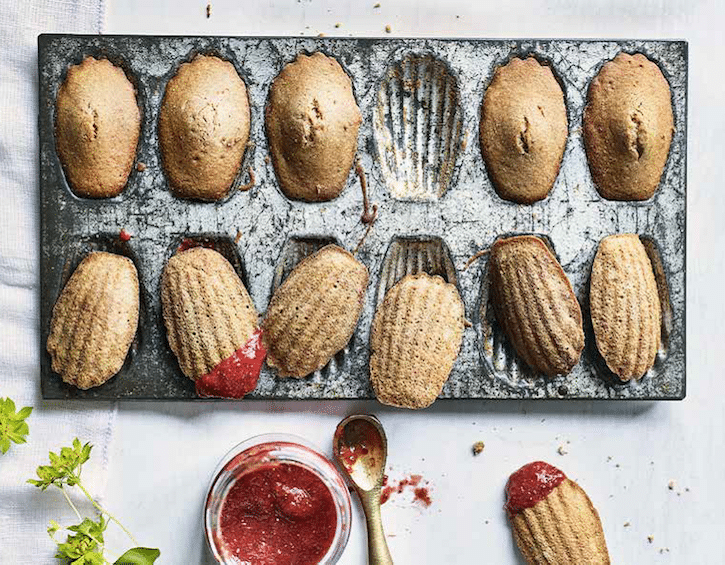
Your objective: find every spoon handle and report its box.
[361,490,393,565]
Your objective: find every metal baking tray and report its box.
[38,35,687,400]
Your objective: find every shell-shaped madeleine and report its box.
[490,236,584,376]
[159,55,251,200]
[507,463,610,565]
[590,234,661,381]
[56,57,140,198]
[266,52,362,202]
[480,57,568,204]
[161,247,258,380]
[47,252,139,389]
[584,52,674,201]
[370,273,464,409]
[263,244,368,378]
[373,53,464,201]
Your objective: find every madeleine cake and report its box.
[266,52,362,201]
[506,461,610,565]
[590,234,661,381]
[370,273,465,409]
[489,236,584,376]
[47,252,139,389]
[161,247,259,387]
[55,57,140,198]
[584,52,674,201]
[159,55,251,200]
[263,244,368,378]
[480,57,568,204]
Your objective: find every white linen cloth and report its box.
[0,1,113,563]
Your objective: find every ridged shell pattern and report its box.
[510,479,610,565]
[376,237,457,308]
[374,53,464,200]
[161,247,259,380]
[47,252,139,390]
[370,273,465,410]
[263,244,369,378]
[589,234,661,381]
[489,236,584,377]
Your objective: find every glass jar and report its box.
[204,433,352,565]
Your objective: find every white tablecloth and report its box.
[0,2,114,564]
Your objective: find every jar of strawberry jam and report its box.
[204,434,352,565]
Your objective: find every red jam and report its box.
[195,329,266,399]
[505,461,566,517]
[334,419,382,473]
[380,474,431,507]
[177,238,217,253]
[219,461,338,565]
[119,229,131,241]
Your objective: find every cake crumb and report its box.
[206,2,211,18]
[385,24,392,33]
[318,33,326,37]
[136,162,146,172]
[334,23,341,28]
[647,535,654,544]
[557,445,568,456]
[374,2,381,7]
[623,522,630,527]
[472,441,485,456]
[668,479,676,490]
[234,230,242,244]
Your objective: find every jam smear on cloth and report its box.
[195,329,266,399]
[505,460,566,517]
[219,462,338,565]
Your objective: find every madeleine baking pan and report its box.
[38,35,687,400]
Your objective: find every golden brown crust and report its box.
[262,244,369,378]
[490,236,584,376]
[510,479,610,565]
[47,252,139,389]
[161,247,259,380]
[266,52,362,202]
[584,52,674,201]
[590,234,661,381]
[480,57,568,204]
[55,57,140,198]
[370,273,465,409]
[159,55,251,200]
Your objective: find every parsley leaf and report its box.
[28,438,92,490]
[0,397,32,454]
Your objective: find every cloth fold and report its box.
[0,1,113,563]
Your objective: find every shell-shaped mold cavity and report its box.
[161,245,258,381]
[374,53,464,201]
[376,236,457,309]
[48,251,140,390]
[263,243,369,378]
[589,234,663,381]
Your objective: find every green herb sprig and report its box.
[0,397,32,454]
[29,439,160,565]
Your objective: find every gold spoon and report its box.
[333,414,393,565]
